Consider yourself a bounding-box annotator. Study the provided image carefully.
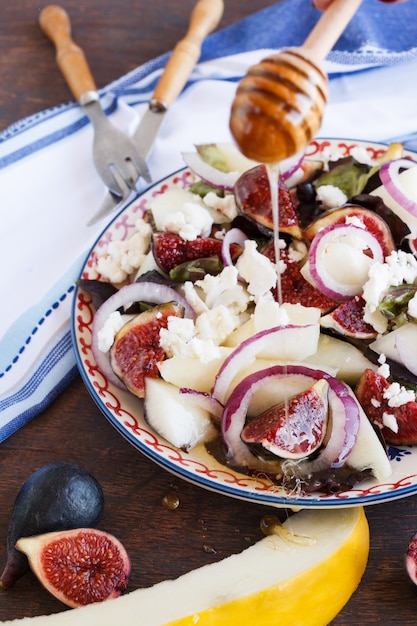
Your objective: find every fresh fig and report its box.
[234,165,303,238]
[110,301,184,398]
[241,379,329,460]
[320,295,378,339]
[0,463,104,590]
[303,205,395,258]
[356,369,417,445]
[405,531,417,589]
[16,528,131,608]
[261,242,337,313]
[152,232,240,274]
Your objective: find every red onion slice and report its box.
[379,158,417,219]
[308,222,384,301]
[179,388,224,424]
[91,281,196,389]
[221,365,360,474]
[279,150,305,182]
[221,227,247,267]
[212,324,319,405]
[182,152,242,192]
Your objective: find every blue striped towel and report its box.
[1,0,417,441]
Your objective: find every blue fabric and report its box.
[200,0,417,63]
[1,0,417,442]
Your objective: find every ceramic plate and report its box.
[71,138,417,509]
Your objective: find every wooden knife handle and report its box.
[151,0,224,111]
[39,5,97,103]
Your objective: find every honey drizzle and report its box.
[265,163,290,426]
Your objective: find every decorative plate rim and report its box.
[71,137,417,509]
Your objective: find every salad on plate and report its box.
[75,138,417,499]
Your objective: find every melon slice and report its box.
[0,507,369,626]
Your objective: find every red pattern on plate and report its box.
[73,144,417,508]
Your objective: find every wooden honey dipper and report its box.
[229,0,363,163]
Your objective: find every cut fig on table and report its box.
[16,528,131,608]
[234,164,303,238]
[241,379,329,460]
[355,368,417,445]
[0,463,104,590]
[110,301,184,398]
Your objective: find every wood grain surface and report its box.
[1,1,417,624]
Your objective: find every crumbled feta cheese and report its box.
[377,353,390,379]
[383,381,416,407]
[97,311,127,352]
[159,316,222,363]
[287,240,307,263]
[371,397,381,408]
[162,202,213,241]
[195,266,250,313]
[363,250,417,333]
[96,218,152,283]
[345,215,365,229]
[253,294,290,332]
[236,240,277,299]
[203,192,238,222]
[382,412,399,433]
[183,281,209,316]
[350,147,375,166]
[195,305,239,344]
[316,185,348,210]
[159,317,195,357]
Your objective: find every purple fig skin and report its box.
[405,532,417,590]
[0,463,104,589]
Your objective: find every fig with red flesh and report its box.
[261,242,337,313]
[405,531,417,589]
[15,528,131,608]
[110,301,184,398]
[234,164,303,238]
[303,205,395,259]
[0,463,104,590]
[241,379,329,460]
[320,295,378,340]
[355,368,417,445]
[152,232,241,275]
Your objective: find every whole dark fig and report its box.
[0,462,104,589]
[16,528,130,607]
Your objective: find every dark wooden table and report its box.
[1,1,416,623]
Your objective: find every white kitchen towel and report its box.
[1,0,417,441]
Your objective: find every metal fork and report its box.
[39,5,151,197]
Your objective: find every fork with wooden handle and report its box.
[88,0,224,225]
[39,5,151,198]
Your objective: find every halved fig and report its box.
[241,379,329,460]
[303,205,395,258]
[15,528,131,608]
[261,242,337,313]
[320,295,378,339]
[355,369,417,445]
[152,232,240,275]
[234,165,303,238]
[110,301,184,398]
[405,531,417,589]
